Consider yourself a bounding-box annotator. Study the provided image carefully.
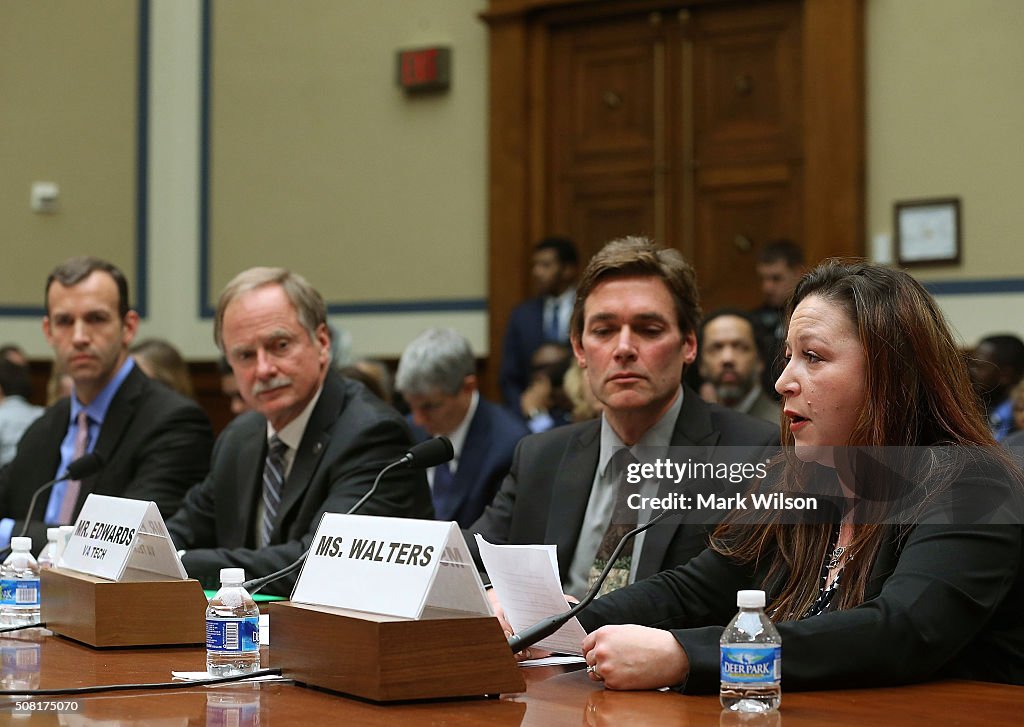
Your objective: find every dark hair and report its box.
[0,359,33,399]
[534,236,579,267]
[570,236,701,340]
[713,259,1011,620]
[45,257,131,318]
[977,334,1024,377]
[756,239,804,268]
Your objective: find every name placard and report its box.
[291,514,490,619]
[58,494,187,582]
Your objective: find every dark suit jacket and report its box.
[579,482,1024,691]
[465,387,779,585]
[0,366,213,547]
[411,397,528,528]
[166,374,434,595]
[499,297,547,409]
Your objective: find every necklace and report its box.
[825,544,848,570]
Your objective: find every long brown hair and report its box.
[713,259,1002,620]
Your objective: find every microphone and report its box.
[506,508,672,654]
[241,436,454,593]
[0,452,105,557]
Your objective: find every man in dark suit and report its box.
[468,237,778,600]
[0,257,213,550]
[166,268,432,594]
[396,327,528,528]
[499,237,579,414]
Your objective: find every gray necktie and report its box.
[261,435,288,547]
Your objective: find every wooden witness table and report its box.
[1,629,1020,725]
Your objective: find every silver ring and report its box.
[586,665,596,674]
[586,664,603,680]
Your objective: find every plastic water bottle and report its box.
[37,528,61,570]
[206,568,260,676]
[0,538,41,627]
[720,589,781,713]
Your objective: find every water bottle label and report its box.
[206,616,260,653]
[0,579,40,606]
[721,645,781,684]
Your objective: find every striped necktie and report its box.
[261,435,288,547]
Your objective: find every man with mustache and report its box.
[0,257,213,550]
[466,238,778,601]
[165,267,432,594]
[697,309,779,424]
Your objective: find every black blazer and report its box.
[578,469,1024,691]
[0,366,214,547]
[465,387,779,585]
[166,374,434,594]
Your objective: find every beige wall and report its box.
[2,0,1022,360]
[867,0,1024,345]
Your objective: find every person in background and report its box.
[0,344,29,369]
[500,236,580,414]
[166,267,432,594]
[697,309,778,424]
[0,256,213,548]
[518,343,573,433]
[131,338,194,398]
[0,358,43,466]
[217,356,248,417]
[396,327,528,528]
[969,334,1024,441]
[751,240,805,396]
[576,260,1024,692]
[563,360,602,423]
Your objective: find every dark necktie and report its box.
[544,299,560,341]
[261,435,288,547]
[588,448,639,596]
[432,460,458,521]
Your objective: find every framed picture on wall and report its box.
[894,197,961,266]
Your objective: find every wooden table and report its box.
[1,629,1020,725]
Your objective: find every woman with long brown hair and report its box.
[577,259,1024,691]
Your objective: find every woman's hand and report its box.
[581,625,689,690]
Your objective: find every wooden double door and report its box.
[484,0,863,392]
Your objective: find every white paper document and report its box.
[475,536,587,655]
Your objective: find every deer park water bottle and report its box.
[0,538,41,627]
[206,568,260,676]
[720,589,781,713]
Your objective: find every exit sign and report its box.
[396,46,451,92]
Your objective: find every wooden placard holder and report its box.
[269,601,526,701]
[40,567,207,647]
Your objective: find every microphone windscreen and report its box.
[65,452,105,480]
[405,436,454,469]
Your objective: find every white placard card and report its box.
[58,494,188,581]
[291,514,491,619]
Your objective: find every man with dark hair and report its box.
[751,239,805,395]
[166,267,433,593]
[469,237,778,600]
[697,309,778,424]
[0,358,43,466]
[499,236,580,414]
[969,334,1024,441]
[0,257,213,549]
